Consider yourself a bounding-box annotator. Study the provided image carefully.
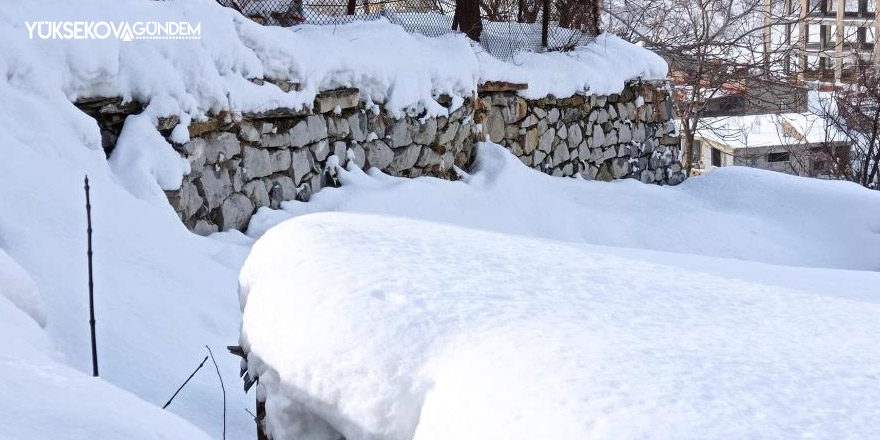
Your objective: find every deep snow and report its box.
[239,143,880,440]
[0,0,878,438]
[0,0,663,437]
[242,212,880,440]
[249,143,880,271]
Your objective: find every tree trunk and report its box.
[454,0,483,42]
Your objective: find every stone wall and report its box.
[478,81,684,184]
[76,80,683,234]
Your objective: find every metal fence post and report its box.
[84,175,99,377]
[541,0,550,48]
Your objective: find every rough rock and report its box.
[217,193,253,231]
[366,140,394,169]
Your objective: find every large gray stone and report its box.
[557,123,567,140]
[193,220,218,236]
[327,117,350,138]
[311,139,330,162]
[332,141,348,163]
[437,122,459,145]
[263,175,297,207]
[538,128,555,153]
[417,146,453,168]
[485,107,505,142]
[389,144,421,173]
[366,140,394,169]
[239,122,260,142]
[242,146,274,179]
[182,138,207,171]
[203,132,241,164]
[347,112,368,142]
[260,133,290,149]
[611,157,632,178]
[177,179,203,221]
[552,143,570,166]
[390,120,413,148]
[413,118,438,145]
[243,180,270,208]
[269,149,291,174]
[632,123,646,143]
[291,148,313,185]
[547,107,560,124]
[348,144,366,169]
[533,149,547,165]
[601,147,617,162]
[196,168,233,210]
[591,124,605,149]
[618,124,633,143]
[289,119,311,148]
[307,115,328,143]
[229,159,244,192]
[521,114,539,128]
[603,129,618,147]
[217,193,253,231]
[523,128,539,154]
[568,124,583,146]
[577,141,590,161]
[314,88,359,113]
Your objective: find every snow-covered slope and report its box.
[0,0,663,437]
[0,253,214,440]
[239,143,880,440]
[241,212,880,440]
[0,0,877,438]
[250,143,880,271]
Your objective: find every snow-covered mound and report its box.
[2,0,665,121]
[0,248,45,327]
[241,212,880,440]
[0,258,214,440]
[250,143,880,271]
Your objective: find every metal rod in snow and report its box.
[85,175,99,377]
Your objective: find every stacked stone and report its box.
[481,82,686,185]
[165,94,474,234]
[77,81,685,235]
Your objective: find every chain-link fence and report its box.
[216,0,598,59]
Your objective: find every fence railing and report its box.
[216,0,599,59]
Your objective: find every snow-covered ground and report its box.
[0,0,878,439]
[239,142,880,440]
[0,1,665,438]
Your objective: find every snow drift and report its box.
[0,0,665,437]
[250,143,880,271]
[240,143,880,440]
[240,211,880,440]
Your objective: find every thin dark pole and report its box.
[84,175,98,377]
[163,355,209,409]
[206,345,227,440]
[541,0,549,48]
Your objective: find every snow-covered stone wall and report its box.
[76,80,681,233]
[478,81,683,183]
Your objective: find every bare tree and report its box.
[604,0,809,173]
[813,59,880,188]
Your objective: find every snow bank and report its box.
[250,142,880,271]
[0,293,214,440]
[241,212,880,440]
[0,248,45,327]
[477,34,668,99]
[0,2,256,436]
[2,0,664,119]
